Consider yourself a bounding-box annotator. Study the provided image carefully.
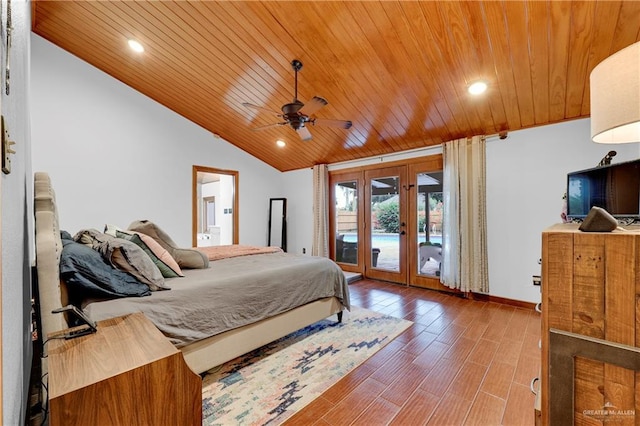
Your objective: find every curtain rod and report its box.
[486,131,509,141]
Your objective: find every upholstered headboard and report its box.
[34,172,68,338]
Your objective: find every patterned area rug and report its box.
[201,306,412,425]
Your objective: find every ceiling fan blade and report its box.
[299,96,328,116]
[251,122,287,131]
[242,102,281,116]
[296,126,312,141]
[311,118,353,129]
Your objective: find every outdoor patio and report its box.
[338,232,442,277]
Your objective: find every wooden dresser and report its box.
[541,224,640,425]
[47,312,202,426]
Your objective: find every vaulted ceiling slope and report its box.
[32,1,640,172]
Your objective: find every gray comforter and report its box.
[83,252,350,347]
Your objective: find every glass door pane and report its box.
[409,160,455,293]
[416,171,444,277]
[370,176,400,271]
[334,181,358,265]
[365,166,407,284]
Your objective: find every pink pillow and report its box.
[131,231,184,277]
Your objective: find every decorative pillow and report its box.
[74,228,169,291]
[107,239,169,291]
[111,248,147,281]
[128,220,209,269]
[115,230,183,278]
[59,231,151,302]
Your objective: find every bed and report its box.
[34,172,350,374]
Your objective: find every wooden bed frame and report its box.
[34,172,343,374]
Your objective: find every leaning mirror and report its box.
[268,198,287,252]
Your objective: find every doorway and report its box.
[192,165,239,247]
[330,154,451,291]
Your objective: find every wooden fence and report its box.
[337,210,358,232]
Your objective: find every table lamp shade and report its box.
[590,41,640,144]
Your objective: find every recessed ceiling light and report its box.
[128,39,144,53]
[276,140,286,148]
[468,81,487,95]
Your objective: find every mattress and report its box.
[83,251,350,347]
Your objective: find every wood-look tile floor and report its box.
[284,279,541,426]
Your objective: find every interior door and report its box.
[364,166,408,284]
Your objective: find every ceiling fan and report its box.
[242,59,352,141]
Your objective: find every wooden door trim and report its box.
[331,154,441,174]
[191,165,239,247]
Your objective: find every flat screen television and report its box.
[567,159,640,219]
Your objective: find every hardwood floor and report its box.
[285,279,541,426]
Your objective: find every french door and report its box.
[407,161,452,292]
[330,154,452,291]
[363,166,408,283]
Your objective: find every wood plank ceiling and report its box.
[32,1,640,172]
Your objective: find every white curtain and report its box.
[441,136,489,293]
[312,164,329,257]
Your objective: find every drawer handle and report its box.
[530,377,540,395]
[535,302,542,313]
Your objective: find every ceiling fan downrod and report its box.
[291,59,303,102]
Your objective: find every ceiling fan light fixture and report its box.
[127,39,145,53]
[276,140,286,148]
[468,81,488,95]
[243,59,352,141]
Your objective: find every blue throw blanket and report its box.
[59,231,150,303]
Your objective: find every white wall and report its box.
[2,0,33,424]
[486,118,639,302]
[282,168,313,254]
[30,35,282,248]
